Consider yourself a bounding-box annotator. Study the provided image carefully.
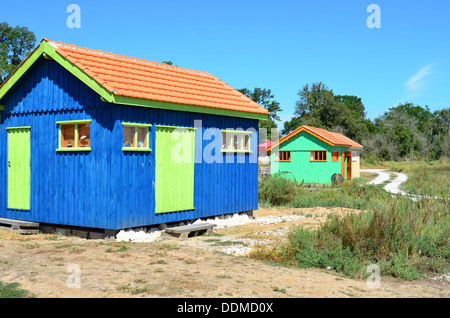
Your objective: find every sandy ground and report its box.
[0,206,448,298]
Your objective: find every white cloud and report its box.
[405,63,433,93]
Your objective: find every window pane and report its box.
[78,123,90,148]
[137,127,148,148]
[233,135,239,150]
[221,132,226,149]
[332,151,339,161]
[244,135,250,150]
[222,132,232,150]
[123,126,135,148]
[61,124,75,148]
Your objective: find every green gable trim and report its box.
[0,40,269,121]
[0,41,115,104]
[0,44,45,102]
[42,42,115,103]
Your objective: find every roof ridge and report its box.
[46,39,214,78]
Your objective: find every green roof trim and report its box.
[0,40,269,121]
[41,42,115,103]
[112,95,269,121]
[0,43,45,102]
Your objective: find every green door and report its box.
[7,127,31,210]
[155,126,195,214]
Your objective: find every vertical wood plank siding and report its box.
[0,57,259,230]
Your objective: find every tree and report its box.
[238,88,282,140]
[0,22,36,84]
[281,116,302,136]
[286,82,371,141]
[162,60,173,65]
[381,103,433,133]
[239,88,282,121]
[334,95,366,119]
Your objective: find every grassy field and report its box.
[254,159,449,281]
[363,157,450,197]
[0,281,33,298]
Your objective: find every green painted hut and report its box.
[268,125,363,184]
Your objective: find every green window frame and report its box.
[220,129,252,153]
[56,120,92,152]
[122,122,152,152]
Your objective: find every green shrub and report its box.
[0,281,33,298]
[258,174,299,206]
[254,176,449,280]
[256,161,449,281]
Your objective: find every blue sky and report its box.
[1,0,449,127]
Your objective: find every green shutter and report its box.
[155,126,195,214]
[7,127,31,210]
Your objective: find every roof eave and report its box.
[112,95,270,120]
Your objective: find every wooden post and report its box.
[341,151,346,180]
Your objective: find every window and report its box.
[275,151,291,162]
[352,150,357,162]
[57,120,91,151]
[122,123,152,151]
[310,150,327,161]
[220,130,252,153]
[332,151,339,162]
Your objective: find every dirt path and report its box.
[363,169,392,186]
[361,169,408,194]
[384,172,408,195]
[0,206,448,298]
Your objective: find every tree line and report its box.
[239,83,449,161]
[1,23,448,161]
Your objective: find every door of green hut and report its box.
[154,126,195,214]
[7,127,31,210]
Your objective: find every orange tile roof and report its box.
[45,39,269,116]
[268,125,363,151]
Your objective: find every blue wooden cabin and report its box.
[0,39,269,233]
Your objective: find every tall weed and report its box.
[255,173,450,280]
